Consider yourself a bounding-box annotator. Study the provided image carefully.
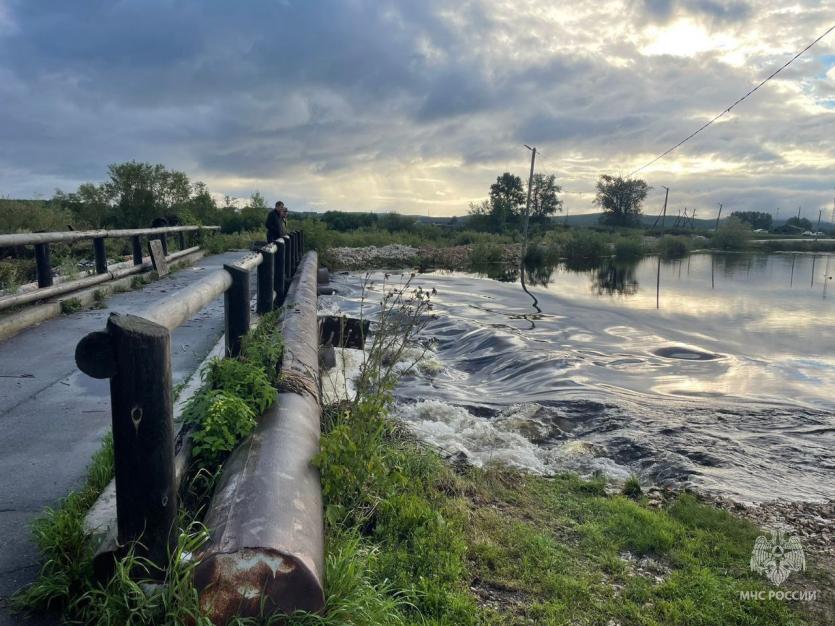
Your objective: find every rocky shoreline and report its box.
[324,243,522,270]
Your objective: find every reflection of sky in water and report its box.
[324,255,835,501]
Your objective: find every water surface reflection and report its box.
[324,252,835,502]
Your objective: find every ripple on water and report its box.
[653,346,722,361]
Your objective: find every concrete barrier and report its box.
[195,251,324,623]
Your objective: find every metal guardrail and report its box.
[0,224,220,290]
[74,230,304,575]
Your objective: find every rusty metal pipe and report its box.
[196,251,323,623]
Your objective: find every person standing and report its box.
[265,201,288,243]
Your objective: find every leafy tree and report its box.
[186,182,218,224]
[490,173,525,224]
[53,183,112,228]
[249,191,267,210]
[731,211,772,230]
[595,175,649,227]
[529,173,562,221]
[104,161,192,227]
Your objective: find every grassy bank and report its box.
[315,386,825,625]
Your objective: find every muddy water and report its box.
[319,252,835,503]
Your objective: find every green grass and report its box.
[312,395,817,625]
[59,297,83,314]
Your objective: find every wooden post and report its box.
[275,239,286,306]
[160,234,169,256]
[131,236,143,265]
[34,243,53,288]
[224,264,250,357]
[283,235,292,280]
[90,313,176,576]
[178,231,186,250]
[93,237,108,274]
[295,231,302,265]
[256,247,275,315]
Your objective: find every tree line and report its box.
[1,161,271,234]
[1,161,820,237]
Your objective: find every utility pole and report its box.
[691,209,697,229]
[715,203,723,231]
[815,208,823,241]
[521,145,536,266]
[651,186,669,230]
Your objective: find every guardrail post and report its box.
[256,246,274,315]
[224,264,250,357]
[34,243,53,288]
[160,234,169,256]
[291,232,298,273]
[76,313,177,577]
[131,236,143,265]
[283,235,292,281]
[299,230,304,258]
[296,231,302,265]
[274,239,286,306]
[93,237,108,274]
[177,231,186,250]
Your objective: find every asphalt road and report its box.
[0,251,250,625]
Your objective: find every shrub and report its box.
[204,357,274,415]
[241,310,284,377]
[658,235,690,259]
[469,241,505,267]
[185,391,255,466]
[614,237,644,261]
[711,217,752,251]
[563,230,608,260]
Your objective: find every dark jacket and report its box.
[265,210,287,243]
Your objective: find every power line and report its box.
[628,23,835,177]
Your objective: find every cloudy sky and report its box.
[1,1,834,220]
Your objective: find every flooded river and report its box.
[320,252,835,503]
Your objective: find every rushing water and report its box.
[319,252,835,503]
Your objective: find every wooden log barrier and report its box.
[195,251,324,623]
